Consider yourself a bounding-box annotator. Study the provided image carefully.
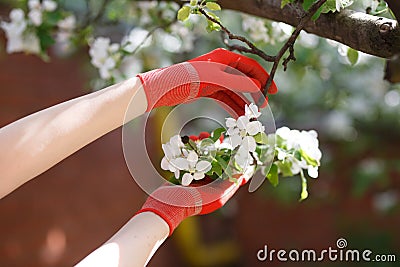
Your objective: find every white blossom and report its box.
[55,15,76,53]
[245,103,262,118]
[242,15,269,43]
[22,32,41,54]
[58,15,76,30]
[89,37,122,80]
[275,126,322,178]
[28,9,42,26]
[1,9,27,53]
[225,118,236,128]
[122,28,152,53]
[161,135,212,186]
[28,0,41,10]
[170,23,195,52]
[1,9,40,54]
[246,121,264,135]
[43,0,57,12]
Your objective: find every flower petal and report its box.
[228,134,242,149]
[245,103,261,118]
[174,170,180,179]
[170,135,184,147]
[160,157,170,170]
[242,136,256,152]
[308,166,319,178]
[227,127,239,136]
[171,157,189,170]
[236,116,249,130]
[196,161,212,173]
[193,172,205,180]
[246,121,264,136]
[182,173,193,186]
[225,118,236,128]
[187,151,198,163]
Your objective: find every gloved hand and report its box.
[137,48,277,115]
[136,175,249,236]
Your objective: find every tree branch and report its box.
[263,0,327,92]
[150,0,400,58]
[216,0,400,59]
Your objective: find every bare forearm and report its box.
[0,77,147,198]
[75,212,169,267]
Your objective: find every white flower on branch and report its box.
[89,37,121,80]
[0,9,40,54]
[177,151,212,186]
[42,0,58,12]
[161,135,186,178]
[225,103,264,149]
[160,103,322,194]
[242,15,269,43]
[122,28,152,53]
[28,8,42,26]
[55,15,76,54]
[27,0,57,26]
[275,126,322,178]
[1,9,27,53]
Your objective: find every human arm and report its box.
[76,174,249,267]
[75,212,169,267]
[0,48,276,199]
[0,77,147,198]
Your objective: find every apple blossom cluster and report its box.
[275,127,322,178]
[160,103,322,200]
[0,0,75,56]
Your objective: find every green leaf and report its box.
[302,0,315,11]
[277,161,293,177]
[190,0,197,6]
[311,7,323,21]
[206,20,221,32]
[299,149,319,167]
[299,173,308,201]
[281,0,292,8]
[210,127,225,142]
[321,0,337,13]
[215,155,228,170]
[206,2,221,11]
[210,160,223,176]
[36,28,55,51]
[347,48,359,66]
[177,6,191,21]
[254,132,268,144]
[43,11,63,26]
[267,163,279,187]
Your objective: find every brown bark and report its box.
[216,0,400,59]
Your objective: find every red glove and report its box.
[137,48,277,115]
[136,175,248,236]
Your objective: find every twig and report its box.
[198,8,275,62]
[126,19,176,56]
[264,0,328,92]
[199,0,327,96]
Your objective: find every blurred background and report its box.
[0,0,399,266]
